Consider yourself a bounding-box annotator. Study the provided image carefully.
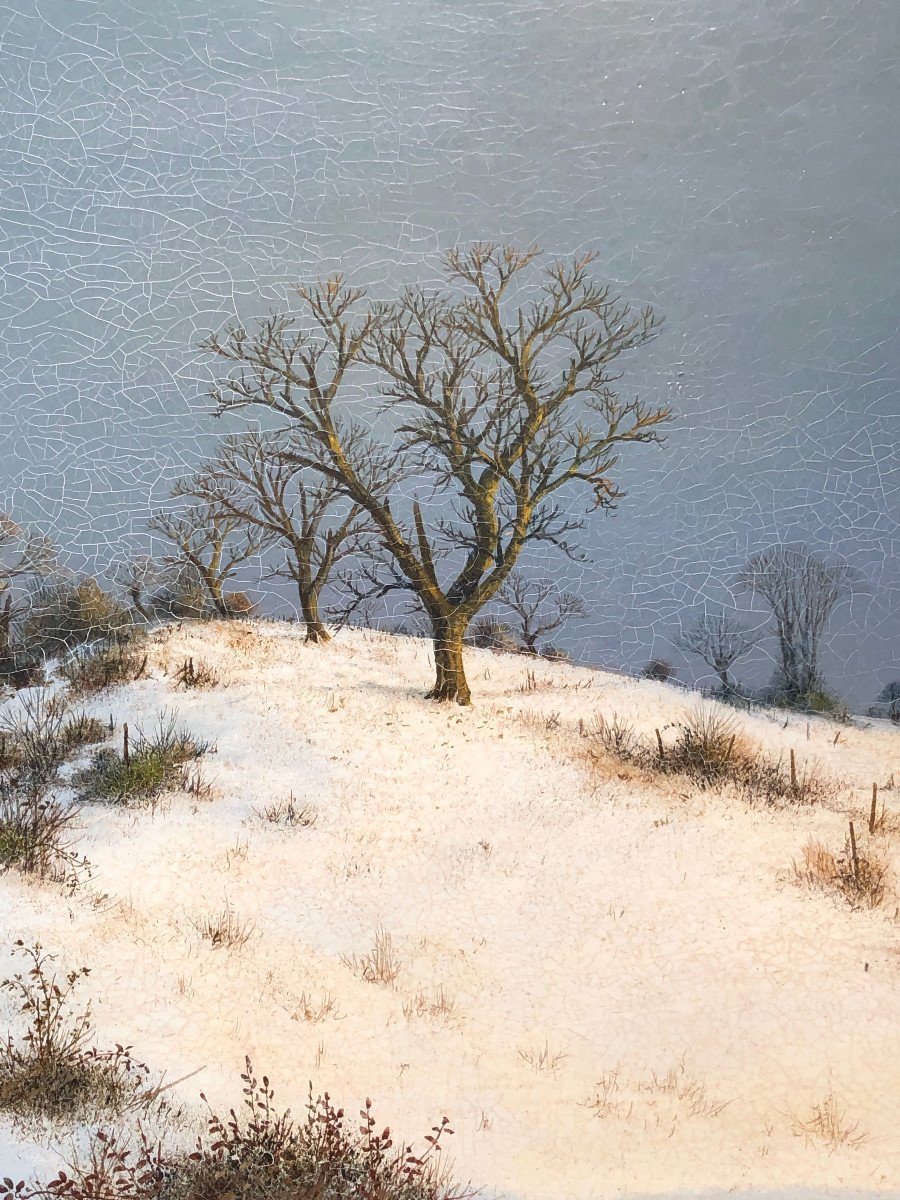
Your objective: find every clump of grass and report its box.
[1,690,71,786]
[0,942,162,1126]
[252,794,317,828]
[590,711,641,759]
[0,783,88,888]
[73,712,210,806]
[794,831,889,909]
[588,703,836,806]
[341,927,402,987]
[174,656,220,689]
[59,637,148,697]
[0,1057,467,1200]
[790,1092,869,1150]
[517,669,553,694]
[191,903,255,949]
[287,990,341,1024]
[518,1039,568,1073]
[60,712,108,754]
[584,1056,728,1122]
[403,987,456,1024]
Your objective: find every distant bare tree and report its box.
[497,573,586,653]
[149,496,269,618]
[875,681,900,721]
[114,555,166,621]
[202,244,670,704]
[674,611,758,692]
[0,515,57,663]
[737,545,858,700]
[179,434,374,643]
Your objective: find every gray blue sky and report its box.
[0,0,897,705]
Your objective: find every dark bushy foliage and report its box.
[19,578,130,658]
[464,617,518,652]
[642,658,675,683]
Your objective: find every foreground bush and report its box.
[2,1057,472,1200]
[0,943,162,1126]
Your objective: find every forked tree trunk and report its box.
[427,617,471,705]
[300,589,330,644]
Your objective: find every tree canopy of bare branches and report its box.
[176,433,374,642]
[497,572,587,653]
[149,495,270,619]
[737,545,858,701]
[674,611,758,692]
[201,244,670,703]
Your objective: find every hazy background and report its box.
[0,0,897,706]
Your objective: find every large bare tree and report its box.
[201,244,671,704]
[673,611,758,692]
[497,572,587,654]
[176,433,373,643]
[149,496,269,618]
[737,545,858,700]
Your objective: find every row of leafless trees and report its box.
[0,246,872,710]
[673,546,860,704]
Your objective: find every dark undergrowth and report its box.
[587,703,836,806]
[1,1057,475,1200]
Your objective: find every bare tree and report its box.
[149,496,269,618]
[0,516,57,663]
[201,244,670,704]
[497,572,586,653]
[176,433,373,643]
[674,611,758,692]
[736,545,858,700]
[113,555,167,621]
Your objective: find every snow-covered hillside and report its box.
[1,620,899,1199]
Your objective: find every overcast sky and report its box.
[0,0,896,706]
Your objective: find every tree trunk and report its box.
[427,617,471,705]
[718,667,730,691]
[300,589,330,644]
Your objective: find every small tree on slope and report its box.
[149,496,269,618]
[202,244,671,704]
[176,433,375,643]
[674,611,758,693]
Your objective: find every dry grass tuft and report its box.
[794,832,889,909]
[789,1092,869,1151]
[402,986,457,1024]
[252,794,317,828]
[285,990,341,1024]
[341,927,402,987]
[174,656,220,689]
[585,1056,729,1124]
[191,903,256,949]
[518,1039,568,1073]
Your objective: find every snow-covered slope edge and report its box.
[0,619,898,1199]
